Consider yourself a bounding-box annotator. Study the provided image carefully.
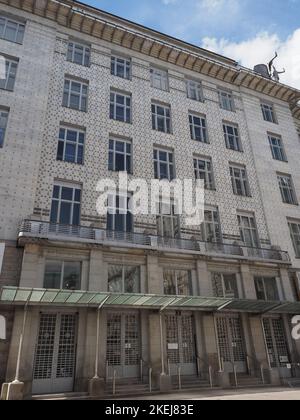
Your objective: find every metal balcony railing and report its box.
[18,220,290,263]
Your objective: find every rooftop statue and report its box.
[268,52,286,82]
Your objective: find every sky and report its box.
[79,0,300,90]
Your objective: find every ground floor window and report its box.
[263,318,290,368]
[212,273,239,298]
[108,265,140,293]
[163,270,192,295]
[44,261,81,290]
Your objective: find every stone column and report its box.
[196,260,211,296]
[240,264,256,300]
[147,254,163,294]
[88,249,106,292]
[279,268,294,301]
[19,244,44,288]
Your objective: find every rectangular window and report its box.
[255,277,279,301]
[261,103,276,123]
[223,123,242,151]
[230,164,251,197]
[110,90,131,123]
[202,208,222,242]
[0,57,18,91]
[108,138,132,173]
[0,110,8,148]
[212,273,238,298]
[288,221,300,258]
[219,90,235,111]
[50,184,81,226]
[157,201,180,238]
[152,103,171,133]
[111,55,131,79]
[154,148,175,180]
[189,113,208,143]
[150,67,168,91]
[237,213,259,247]
[44,260,81,290]
[63,78,88,111]
[277,173,297,205]
[0,16,25,44]
[57,126,85,164]
[108,265,140,293]
[269,134,287,161]
[186,79,203,102]
[67,41,90,66]
[163,270,192,296]
[107,194,133,233]
[194,157,215,190]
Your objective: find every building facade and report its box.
[0,0,300,399]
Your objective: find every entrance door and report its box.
[263,317,291,377]
[216,316,247,373]
[106,312,140,378]
[166,313,197,376]
[32,313,77,395]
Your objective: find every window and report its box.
[186,79,203,102]
[194,157,215,190]
[111,55,131,79]
[269,134,286,161]
[237,213,259,247]
[154,148,175,180]
[44,261,81,290]
[157,201,180,238]
[255,277,279,301]
[261,103,276,123]
[57,126,85,164]
[67,41,90,66]
[150,67,168,91]
[212,273,238,298]
[0,16,25,44]
[163,270,192,296]
[277,174,297,205]
[108,138,132,172]
[223,123,242,151]
[219,90,235,111]
[107,194,133,232]
[110,90,131,123]
[230,164,251,197]
[0,57,17,91]
[152,103,171,133]
[50,184,81,226]
[288,221,300,258]
[0,110,8,148]
[63,78,88,111]
[108,265,140,293]
[202,208,222,242]
[189,114,208,143]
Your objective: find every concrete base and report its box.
[89,377,105,398]
[2,381,25,400]
[267,369,281,386]
[159,374,172,393]
[216,371,231,388]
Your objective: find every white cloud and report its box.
[202,29,300,90]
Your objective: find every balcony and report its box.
[18,220,291,264]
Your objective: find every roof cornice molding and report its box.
[1,0,300,117]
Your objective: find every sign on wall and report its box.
[0,243,4,275]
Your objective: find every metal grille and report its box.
[56,314,77,378]
[107,314,122,366]
[181,315,195,364]
[166,315,179,364]
[263,318,290,368]
[217,317,231,363]
[229,317,246,362]
[125,314,140,366]
[33,314,57,380]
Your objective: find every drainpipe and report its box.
[260,317,272,370]
[13,304,28,384]
[93,296,110,379]
[213,313,223,372]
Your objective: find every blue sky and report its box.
[80,0,300,88]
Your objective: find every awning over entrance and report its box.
[1,287,300,314]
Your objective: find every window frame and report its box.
[189,113,208,143]
[237,213,259,248]
[163,269,192,296]
[63,78,88,112]
[111,55,131,80]
[277,173,298,205]
[223,123,242,151]
[43,260,81,291]
[255,276,279,301]
[186,79,204,102]
[50,183,82,226]
[110,90,132,123]
[150,67,169,91]
[218,89,235,112]
[261,102,277,124]
[288,221,300,258]
[0,57,18,91]
[108,137,132,173]
[67,41,91,67]
[0,16,25,44]
[268,134,287,162]
[153,148,175,181]
[108,264,141,293]
[230,164,251,197]
[212,273,239,298]
[152,102,172,134]
[202,208,222,243]
[0,109,9,148]
[194,156,215,190]
[156,200,181,239]
[57,125,85,165]
[107,193,133,233]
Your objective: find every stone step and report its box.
[31,392,89,401]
